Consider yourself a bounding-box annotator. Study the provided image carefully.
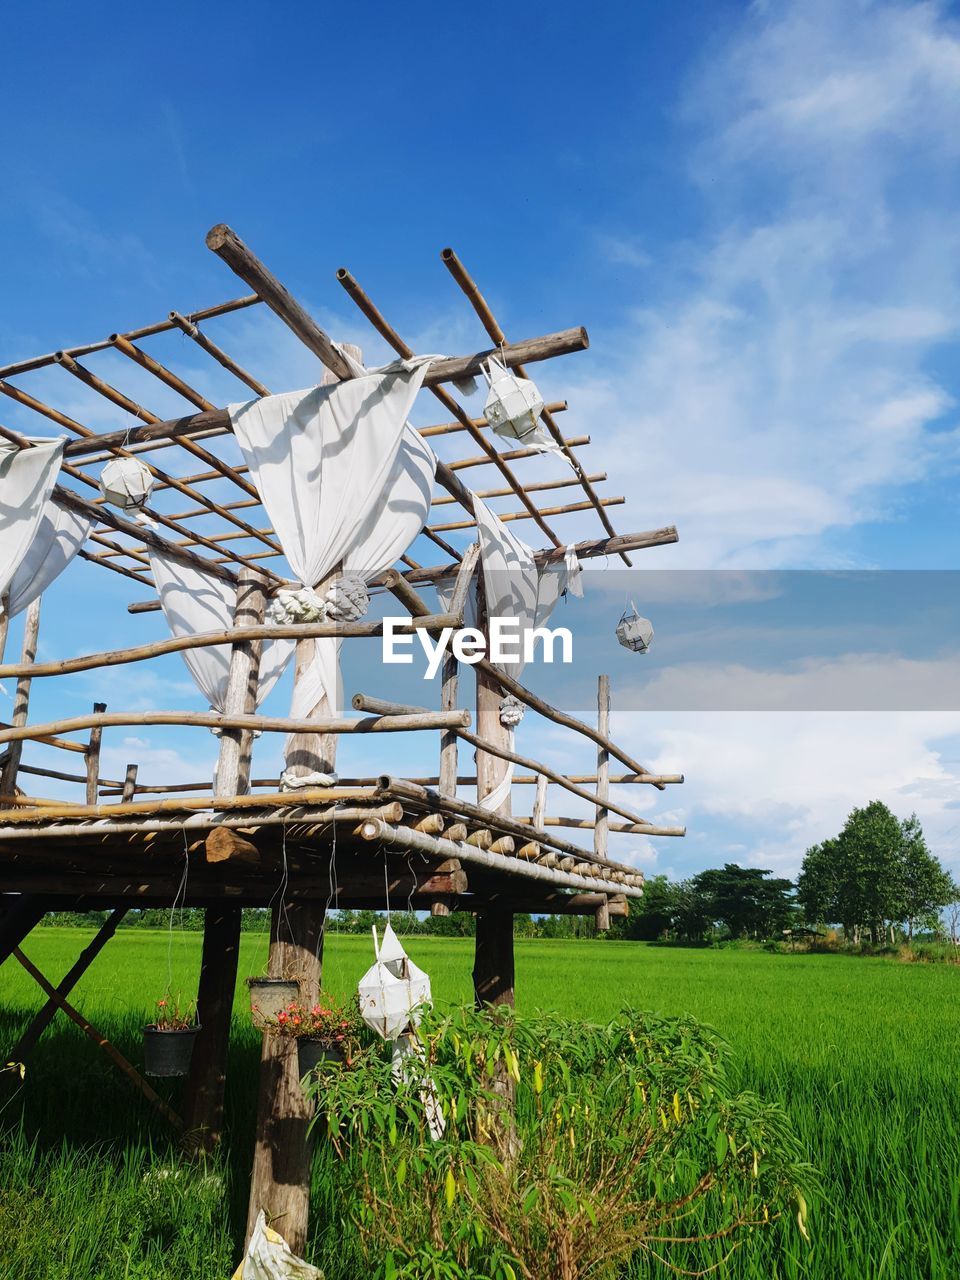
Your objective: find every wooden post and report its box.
[184,568,267,1153]
[473,582,516,1010]
[245,351,360,1252]
[533,773,548,830]
[85,702,107,805]
[0,593,9,664]
[0,598,41,799]
[121,763,139,803]
[595,675,611,933]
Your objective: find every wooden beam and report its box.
[7,908,127,1061]
[0,612,460,681]
[12,946,183,1132]
[0,708,471,750]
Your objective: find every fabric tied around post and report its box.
[229,355,439,728]
[471,496,584,812]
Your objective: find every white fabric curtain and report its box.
[149,553,295,712]
[229,357,437,718]
[4,500,93,619]
[0,437,66,608]
[472,496,583,810]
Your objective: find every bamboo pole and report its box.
[441,247,631,565]
[0,613,460,681]
[12,946,184,1132]
[358,819,643,898]
[336,265,562,547]
[0,598,41,798]
[0,803,401,841]
[375,776,642,873]
[169,311,271,397]
[98,770,684,796]
[519,816,685,837]
[456,729,670,832]
[430,495,624,534]
[431,470,604,506]
[0,787,381,824]
[0,294,260,379]
[0,708,470,750]
[595,675,610,862]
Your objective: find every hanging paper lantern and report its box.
[358,922,431,1041]
[99,456,154,510]
[481,356,545,442]
[616,604,654,653]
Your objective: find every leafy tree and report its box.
[797,803,952,945]
[621,874,677,940]
[690,864,795,939]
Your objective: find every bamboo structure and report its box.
[0,221,685,1259]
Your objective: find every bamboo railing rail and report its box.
[0,614,460,681]
[0,708,471,750]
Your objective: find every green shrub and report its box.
[308,1007,813,1280]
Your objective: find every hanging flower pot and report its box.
[297,1037,347,1079]
[247,977,299,1028]
[616,603,654,653]
[481,356,545,443]
[143,997,199,1077]
[99,456,155,510]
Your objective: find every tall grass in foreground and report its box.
[1,931,958,1278]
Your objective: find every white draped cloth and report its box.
[229,355,437,721]
[4,501,94,619]
[472,496,583,811]
[149,553,295,713]
[0,437,67,612]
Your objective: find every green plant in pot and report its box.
[267,997,364,1081]
[143,997,199,1077]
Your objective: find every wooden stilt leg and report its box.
[182,905,242,1152]
[184,568,267,1154]
[473,909,516,1009]
[245,902,324,1253]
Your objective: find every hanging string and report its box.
[383,850,392,922]
[165,828,191,998]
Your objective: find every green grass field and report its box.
[1,927,958,1279]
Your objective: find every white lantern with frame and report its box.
[616,604,654,653]
[358,922,432,1042]
[99,456,155,510]
[481,356,545,443]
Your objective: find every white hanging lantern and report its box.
[358,922,431,1041]
[482,356,545,443]
[616,603,654,653]
[99,456,154,510]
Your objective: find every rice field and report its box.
[1,927,957,1279]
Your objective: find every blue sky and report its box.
[4,0,960,883]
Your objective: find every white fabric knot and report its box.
[280,767,339,792]
[499,694,525,728]
[324,572,369,622]
[267,587,328,625]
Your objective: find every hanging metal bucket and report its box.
[616,604,654,653]
[247,977,299,1028]
[143,1025,199,1077]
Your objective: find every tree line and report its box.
[615,802,958,946]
